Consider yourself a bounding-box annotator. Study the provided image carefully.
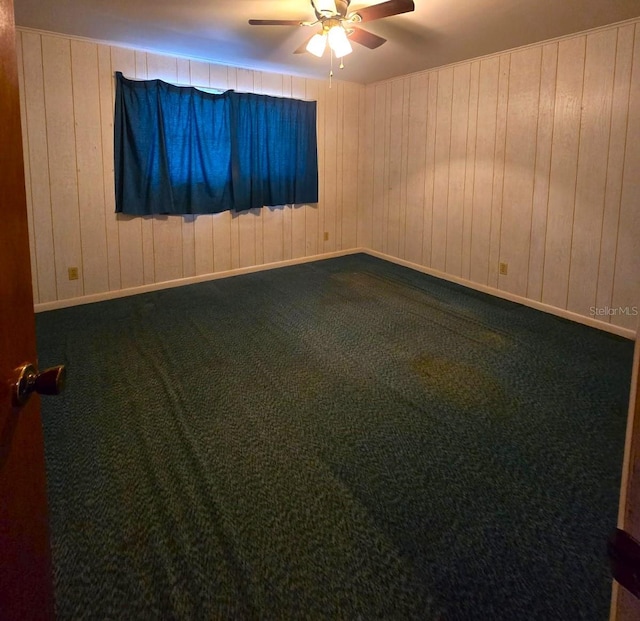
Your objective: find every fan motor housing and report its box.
[335,0,351,17]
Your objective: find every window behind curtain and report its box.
[114,72,318,215]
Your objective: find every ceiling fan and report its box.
[248,0,415,58]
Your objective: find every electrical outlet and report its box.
[324,231,329,241]
[499,262,508,276]
[68,267,79,281]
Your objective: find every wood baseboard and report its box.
[35,246,638,341]
[364,250,636,341]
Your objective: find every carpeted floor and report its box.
[36,253,633,620]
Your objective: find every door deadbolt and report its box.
[13,363,66,407]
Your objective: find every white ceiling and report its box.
[13,0,640,84]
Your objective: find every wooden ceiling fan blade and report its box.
[352,0,415,22]
[248,19,304,26]
[348,27,386,49]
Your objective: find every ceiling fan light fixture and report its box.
[327,25,352,58]
[306,32,328,57]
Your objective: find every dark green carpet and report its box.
[36,253,633,620]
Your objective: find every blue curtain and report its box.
[229,92,319,212]
[114,72,318,215]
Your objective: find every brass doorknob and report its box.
[13,363,66,407]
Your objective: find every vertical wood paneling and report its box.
[542,37,586,309]
[527,43,558,301]
[341,82,359,250]
[282,75,292,98]
[97,44,121,292]
[335,82,345,251]
[611,23,640,330]
[210,212,231,273]
[431,67,453,272]
[597,25,634,318]
[566,29,617,316]
[487,54,510,289]
[371,83,386,251]
[20,32,57,303]
[499,47,541,297]
[71,40,110,296]
[461,61,480,280]
[209,63,228,90]
[398,78,410,259]
[322,80,338,252]
[422,74,438,266]
[404,74,428,264]
[176,58,190,83]
[134,51,146,77]
[469,57,499,284]
[445,63,470,277]
[382,84,392,254]
[41,35,83,300]
[357,84,375,249]
[387,79,404,257]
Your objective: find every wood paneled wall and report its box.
[16,30,363,306]
[358,20,640,330]
[16,23,640,332]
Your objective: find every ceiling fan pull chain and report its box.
[329,48,334,88]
